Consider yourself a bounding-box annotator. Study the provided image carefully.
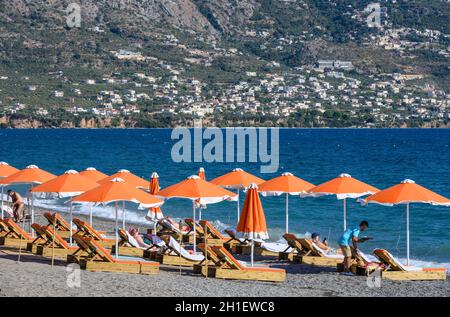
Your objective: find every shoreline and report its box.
[0,208,449,297]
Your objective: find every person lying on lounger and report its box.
[166,217,189,232]
[7,190,25,222]
[311,233,331,253]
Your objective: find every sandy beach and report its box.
[0,209,448,297]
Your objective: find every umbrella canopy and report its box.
[72,178,163,257]
[79,167,108,182]
[31,170,99,198]
[148,172,163,220]
[0,162,19,178]
[99,169,149,189]
[210,168,265,223]
[198,167,206,181]
[305,173,379,230]
[0,165,56,185]
[0,162,19,219]
[236,183,268,266]
[157,175,237,205]
[73,178,162,208]
[258,172,315,233]
[361,179,450,265]
[210,168,265,189]
[157,175,237,251]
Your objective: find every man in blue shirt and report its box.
[338,220,370,275]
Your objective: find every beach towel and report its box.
[167,236,204,262]
[125,231,144,249]
[311,242,344,259]
[260,242,293,253]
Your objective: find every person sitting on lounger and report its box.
[338,220,371,276]
[129,228,151,249]
[311,233,331,253]
[7,190,25,222]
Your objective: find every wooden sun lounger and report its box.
[72,236,159,275]
[154,235,210,267]
[278,233,304,261]
[0,219,34,248]
[197,220,229,245]
[223,229,250,253]
[288,236,344,267]
[373,249,446,281]
[184,218,203,243]
[195,244,285,282]
[34,226,83,260]
[26,224,50,253]
[156,218,190,242]
[43,212,73,238]
[0,219,11,237]
[72,218,114,247]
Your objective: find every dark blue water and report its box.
[1,129,449,267]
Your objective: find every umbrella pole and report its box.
[30,184,34,234]
[1,186,4,219]
[237,189,240,225]
[343,198,347,231]
[89,205,93,226]
[193,201,197,253]
[122,201,126,230]
[250,238,254,267]
[406,203,410,266]
[115,202,119,259]
[286,193,289,233]
[69,201,74,245]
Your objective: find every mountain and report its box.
[0,0,449,128]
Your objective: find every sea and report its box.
[1,128,449,270]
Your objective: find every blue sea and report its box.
[1,128,449,269]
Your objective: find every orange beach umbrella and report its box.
[210,168,265,223]
[237,183,268,266]
[157,175,237,251]
[72,178,163,257]
[99,169,149,189]
[79,167,108,182]
[148,172,164,221]
[304,173,379,230]
[258,172,315,233]
[31,170,100,243]
[361,179,450,265]
[0,165,56,225]
[0,162,19,219]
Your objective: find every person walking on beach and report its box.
[338,220,370,276]
[7,190,25,222]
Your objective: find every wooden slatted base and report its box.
[381,270,446,281]
[79,260,159,275]
[294,255,343,267]
[0,237,34,248]
[156,253,204,267]
[202,267,286,282]
[26,242,39,253]
[196,238,224,246]
[278,252,296,261]
[36,246,76,259]
[110,246,145,258]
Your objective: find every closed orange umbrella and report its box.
[72,177,163,257]
[0,162,19,219]
[237,183,268,266]
[305,173,379,230]
[80,167,108,182]
[258,172,315,233]
[0,165,56,226]
[211,168,265,223]
[99,169,149,189]
[31,170,100,243]
[148,172,163,220]
[361,179,450,265]
[198,167,206,181]
[157,175,237,251]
